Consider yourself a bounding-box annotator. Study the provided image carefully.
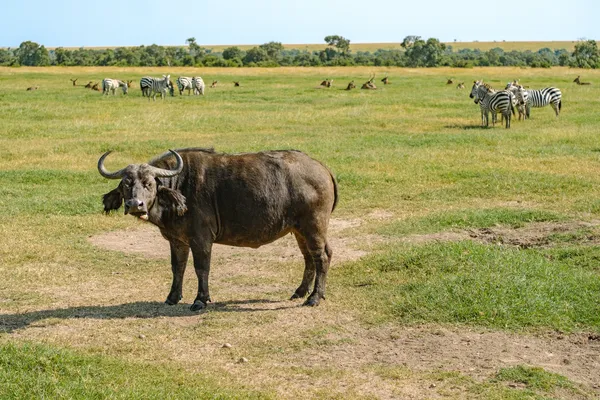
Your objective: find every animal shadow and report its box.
[1,299,294,333]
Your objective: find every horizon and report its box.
[2,0,597,48]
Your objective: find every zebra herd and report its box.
[469,80,562,129]
[100,75,206,101]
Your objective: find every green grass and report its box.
[337,241,600,330]
[2,66,600,398]
[0,342,269,399]
[379,207,564,236]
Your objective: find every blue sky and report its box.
[2,0,597,47]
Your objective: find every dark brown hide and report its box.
[99,148,338,311]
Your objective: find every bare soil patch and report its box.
[89,217,379,264]
[400,220,600,249]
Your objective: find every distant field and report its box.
[1,66,600,399]
[41,40,592,53]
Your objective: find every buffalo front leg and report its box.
[190,242,213,311]
[165,240,190,305]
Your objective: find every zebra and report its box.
[176,76,194,95]
[102,78,128,95]
[140,75,172,101]
[470,81,515,128]
[507,82,561,118]
[505,82,529,120]
[192,76,205,95]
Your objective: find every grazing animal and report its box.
[320,79,333,88]
[457,82,465,89]
[447,78,454,85]
[361,75,376,90]
[381,76,390,85]
[70,78,78,86]
[126,80,134,88]
[574,75,592,85]
[510,83,562,118]
[192,77,205,95]
[91,83,100,91]
[345,81,356,90]
[210,80,218,88]
[102,79,128,95]
[233,81,241,87]
[98,148,338,311]
[505,82,529,120]
[176,77,194,95]
[140,75,172,101]
[84,81,93,88]
[470,80,515,128]
[26,86,39,91]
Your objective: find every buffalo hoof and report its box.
[303,297,321,307]
[165,294,182,305]
[190,300,207,312]
[290,292,303,300]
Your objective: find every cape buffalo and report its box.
[98,148,338,311]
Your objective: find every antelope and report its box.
[574,75,592,85]
[91,83,100,91]
[84,81,93,88]
[361,75,376,90]
[234,81,241,87]
[345,81,356,90]
[126,80,134,88]
[446,78,454,85]
[457,82,465,89]
[381,76,390,85]
[70,78,78,86]
[211,80,218,88]
[320,79,333,88]
[26,86,39,91]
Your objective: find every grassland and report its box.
[1,66,600,399]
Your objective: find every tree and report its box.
[400,36,421,50]
[324,35,351,55]
[572,40,600,68]
[242,47,270,65]
[16,41,50,66]
[222,46,245,60]
[259,41,284,59]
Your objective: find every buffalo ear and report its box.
[157,187,187,216]
[102,184,123,214]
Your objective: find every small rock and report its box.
[508,383,518,388]
[138,334,146,339]
[563,358,571,365]
[222,343,232,348]
[237,357,249,363]
[429,384,436,389]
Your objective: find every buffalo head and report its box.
[98,150,186,220]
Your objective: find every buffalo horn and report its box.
[97,151,127,179]
[147,150,184,178]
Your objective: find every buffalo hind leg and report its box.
[165,240,189,305]
[304,238,331,307]
[190,241,213,311]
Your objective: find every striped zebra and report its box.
[102,79,128,95]
[140,75,172,101]
[470,81,515,128]
[176,76,194,95]
[192,76,205,95]
[507,82,561,118]
[505,83,528,120]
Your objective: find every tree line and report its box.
[2,36,599,69]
